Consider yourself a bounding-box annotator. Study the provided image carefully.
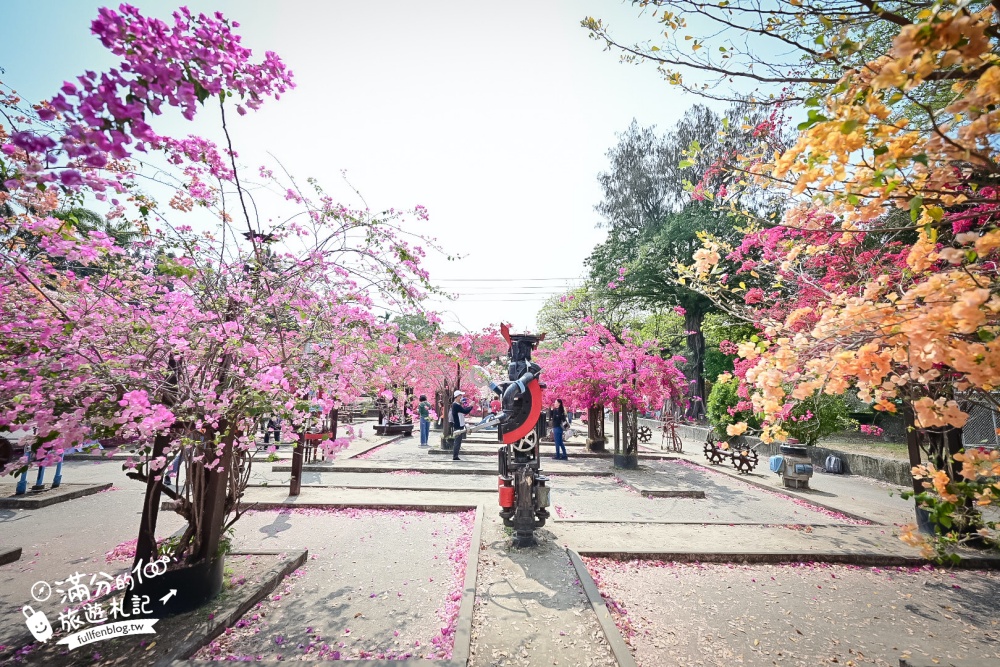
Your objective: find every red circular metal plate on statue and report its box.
[501,379,541,444]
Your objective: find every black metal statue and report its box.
[452,323,550,546]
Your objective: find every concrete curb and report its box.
[567,549,638,667]
[346,434,406,459]
[64,452,136,461]
[681,458,880,524]
[632,489,705,498]
[612,474,705,498]
[575,549,1000,569]
[426,448,679,461]
[0,547,22,566]
[554,519,854,526]
[165,549,308,665]
[236,501,479,513]
[900,659,1000,667]
[0,482,112,509]
[65,441,301,462]
[270,464,614,477]
[451,505,484,666]
[246,483,494,493]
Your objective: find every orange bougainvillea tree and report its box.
[665,3,1000,557]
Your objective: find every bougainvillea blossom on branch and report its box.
[0,5,436,566]
[670,1,1000,555]
[536,323,687,413]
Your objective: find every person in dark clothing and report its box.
[418,394,431,447]
[450,390,474,460]
[550,399,568,460]
[264,416,281,444]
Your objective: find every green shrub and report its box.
[703,348,734,381]
[706,378,760,439]
[779,393,857,445]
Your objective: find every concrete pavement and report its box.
[4,418,998,667]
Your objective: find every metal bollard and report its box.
[32,465,46,491]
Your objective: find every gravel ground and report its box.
[193,507,475,661]
[553,470,865,525]
[585,558,1000,667]
[667,457,916,526]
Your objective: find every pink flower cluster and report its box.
[535,323,687,412]
[8,5,294,193]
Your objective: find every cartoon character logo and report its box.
[22,606,53,642]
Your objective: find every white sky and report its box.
[2,1,706,332]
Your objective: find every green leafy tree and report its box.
[392,313,440,341]
[588,103,787,418]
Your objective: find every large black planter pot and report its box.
[374,423,414,437]
[914,506,936,535]
[131,555,225,617]
[614,454,638,470]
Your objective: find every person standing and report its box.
[450,390,473,461]
[418,394,431,447]
[489,396,502,417]
[264,416,281,444]
[550,399,568,460]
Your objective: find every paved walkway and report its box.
[4,419,998,667]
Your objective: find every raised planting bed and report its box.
[192,506,480,662]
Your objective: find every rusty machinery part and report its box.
[669,429,683,453]
[637,425,652,443]
[732,448,759,474]
[703,439,725,465]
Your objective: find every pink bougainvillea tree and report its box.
[537,322,687,414]
[386,329,508,434]
[0,5,434,568]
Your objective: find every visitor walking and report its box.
[418,394,431,447]
[450,390,473,461]
[550,399,568,460]
[264,416,281,444]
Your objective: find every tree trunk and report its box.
[684,309,706,421]
[586,404,606,452]
[134,355,178,568]
[133,431,171,569]
[192,423,233,564]
[612,407,621,455]
[903,403,972,534]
